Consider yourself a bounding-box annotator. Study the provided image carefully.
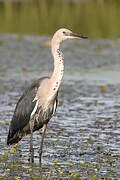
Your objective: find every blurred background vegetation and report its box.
[0,0,120,38]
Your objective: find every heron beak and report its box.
[69,33,88,39]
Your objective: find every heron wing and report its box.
[7,77,48,145]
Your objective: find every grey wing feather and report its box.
[7,77,48,145]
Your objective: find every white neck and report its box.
[50,41,64,96]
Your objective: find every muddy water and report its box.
[0,35,120,179]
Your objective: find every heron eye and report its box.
[63,31,66,35]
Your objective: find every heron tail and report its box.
[7,128,23,145]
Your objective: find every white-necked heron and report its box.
[7,28,87,164]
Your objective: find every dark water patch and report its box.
[44,150,103,160]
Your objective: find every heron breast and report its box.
[32,103,55,126]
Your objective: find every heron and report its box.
[7,28,87,164]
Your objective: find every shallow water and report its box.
[0,35,120,179]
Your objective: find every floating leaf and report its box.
[14,176,20,180]
[51,141,55,146]
[69,160,73,167]
[12,58,17,62]
[13,142,20,148]
[96,146,101,151]
[76,173,81,178]
[18,34,24,41]
[61,169,65,173]
[3,163,6,167]
[84,142,88,147]
[5,169,10,172]
[32,174,41,179]
[3,152,8,159]
[12,163,18,168]
[54,164,59,169]
[94,168,98,172]
[22,66,29,72]
[54,159,58,163]
[0,118,10,124]
[10,148,16,153]
[28,168,32,172]
[0,68,6,72]
[44,40,51,47]
[100,85,106,93]
[45,173,50,179]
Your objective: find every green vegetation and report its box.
[0,0,120,38]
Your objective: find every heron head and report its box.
[53,28,88,43]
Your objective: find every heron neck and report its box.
[50,46,64,95]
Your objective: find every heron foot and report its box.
[39,149,42,166]
[29,147,34,163]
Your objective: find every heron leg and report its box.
[39,123,47,165]
[29,119,34,163]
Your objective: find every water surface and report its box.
[0,35,120,179]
